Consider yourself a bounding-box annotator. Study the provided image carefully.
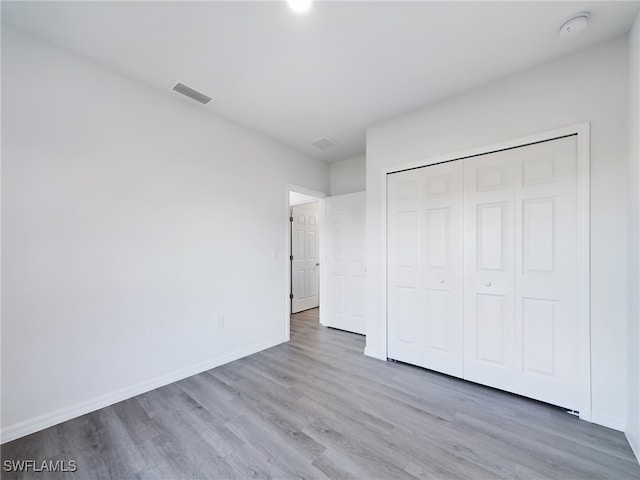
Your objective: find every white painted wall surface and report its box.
[366,38,629,430]
[1,26,329,442]
[627,12,640,460]
[289,191,320,206]
[330,155,366,196]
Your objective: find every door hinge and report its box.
[290,255,294,261]
[290,216,294,222]
[290,293,294,300]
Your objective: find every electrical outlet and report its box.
[216,315,225,329]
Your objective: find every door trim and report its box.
[380,122,591,422]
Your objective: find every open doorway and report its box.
[282,184,326,340]
[289,192,321,313]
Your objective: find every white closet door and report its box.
[291,204,319,313]
[387,169,422,365]
[463,148,517,391]
[322,192,366,335]
[387,162,464,376]
[387,135,581,411]
[513,137,578,408]
[463,136,579,408]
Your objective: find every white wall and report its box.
[289,191,321,206]
[1,26,329,442]
[330,154,366,196]
[366,37,629,429]
[627,12,640,460]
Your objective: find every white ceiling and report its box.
[2,1,639,163]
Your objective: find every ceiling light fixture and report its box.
[287,0,312,14]
[558,11,591,37]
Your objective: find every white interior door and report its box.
[387,162,464,377]
[291,203,320,313]
[322,192,366,335]
[387,135,581,410]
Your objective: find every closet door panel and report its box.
[420,162,463,376]
[463,151,516,391]
[513,136,579,408]
[387,163,463,376]
[387,171,421,364]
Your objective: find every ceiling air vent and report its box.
[311,137,339,150]
[172,82,212,105]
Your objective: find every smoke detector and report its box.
[558,12,591,37]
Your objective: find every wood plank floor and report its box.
[2,308,639,479]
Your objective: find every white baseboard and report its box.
[591,410,626,432]
[1,336,287,444]
[364,345,386,361]
[627,429,640,464]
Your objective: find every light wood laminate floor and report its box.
[2,308,639,479]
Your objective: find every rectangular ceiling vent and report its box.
[172,82,212,105]
[311,137,339,150]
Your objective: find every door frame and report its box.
[380,122,591,421]
[285,184,325,339]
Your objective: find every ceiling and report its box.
[2,1,639,163]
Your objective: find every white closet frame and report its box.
[380,123,591,422]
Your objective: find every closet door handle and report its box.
[485,282,492,287]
